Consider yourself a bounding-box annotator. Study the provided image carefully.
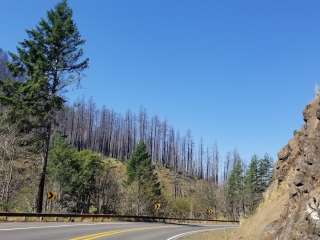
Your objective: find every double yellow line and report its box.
[70,226,171,240]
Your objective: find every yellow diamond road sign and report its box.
[154,203,161,210]
[207,208,213,215]
[47,191,55,200]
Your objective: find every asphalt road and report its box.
[0,221,238,240]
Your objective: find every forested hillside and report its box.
[56,99,221,181]
[0,1,273,221]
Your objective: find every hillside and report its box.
[233,95,320,239]
[5,150,225,220]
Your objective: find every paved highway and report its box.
[0,221,237,240]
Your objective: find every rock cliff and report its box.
[237,96,320,239]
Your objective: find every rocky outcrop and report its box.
[264,97,320,239]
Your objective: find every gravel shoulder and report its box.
[181,228,236,240]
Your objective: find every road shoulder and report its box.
[180,228,237,240]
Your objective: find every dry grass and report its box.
[232,177,290,240]
[183,178,289,240]
[182,229,236,240]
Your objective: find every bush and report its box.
[170,198,191,218]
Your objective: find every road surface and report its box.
[0,221,238,240]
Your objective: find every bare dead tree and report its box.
[54,99,225,181]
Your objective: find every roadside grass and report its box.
[235,177,290,239]
[182,229,236,240]
[182,177,289,240]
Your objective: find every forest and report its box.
[0,1,273,221]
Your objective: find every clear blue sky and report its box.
[1,0,320,161]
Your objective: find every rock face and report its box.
[265,97,320,239]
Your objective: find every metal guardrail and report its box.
[0,212,239,223]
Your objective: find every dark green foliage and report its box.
[127,141,163,214]
[244,155,260,214]
[2,0,88,129]
[225,159,245,220]
[244,154,274,215]
[127,141,150,185]
[48,136,102,213]
[8,0,88,81]
[226,153,274,220]
[257,153,273,193]
[0,0,88,212]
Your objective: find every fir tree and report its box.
[257,153,273,194]
[244,155,259,214]
[243,153,274,215]
[0,0,88,212]
[127,141,150,184]
[225,159,245,220]
[127,141,162,214]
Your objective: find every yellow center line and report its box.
[69,226,172,240]
[70,230,122,240]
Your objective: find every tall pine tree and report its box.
[225,159,245,220]
[0,0,88,212]
[244,155,259,214]
[257,153,273,194]
[244,154,274,215]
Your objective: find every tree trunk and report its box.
[4,160,13,212]
[35,124,51,213]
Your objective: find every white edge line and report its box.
[166,226,238,240]
[0,222,132,231]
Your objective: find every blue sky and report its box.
[1,0,320,161]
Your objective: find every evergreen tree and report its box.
[225,159,245,220]
[244,155,259,214]
[257,153,273,194]
[127,141,150,185]
[0,49,11,81]
[243,153,274,215]
[48,136,102,213]
[0,0,88,212]
[127,141,162,214]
